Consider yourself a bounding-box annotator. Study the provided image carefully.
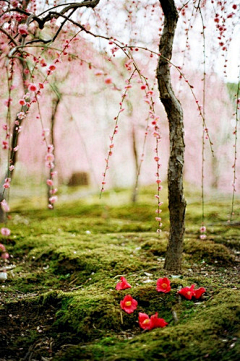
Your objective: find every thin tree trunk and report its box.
[47,96,60,207]
[157,0,187,272]
[0,59,28,223]
[131,125,139,203]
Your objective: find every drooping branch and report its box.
[0,1,100,30]
[157,0,187,272]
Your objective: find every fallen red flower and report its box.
[178,284,195,300]
[156,277,171,293]
[139,312,168,330]
[120,294,138,314]
[116,276,132,290]
[193,287,206,299]
[151,312,168,328]
[139,312,154,330]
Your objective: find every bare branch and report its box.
[38,0,100,29]
[0,26,18,46]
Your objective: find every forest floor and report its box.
[0,185,239,361]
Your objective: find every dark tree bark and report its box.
[0,59,28,223]
[131,125,139,204]
[157,0,187,272]
[47,96,61,207]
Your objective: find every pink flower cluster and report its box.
[116,276,206,331]
[0,243,9,261]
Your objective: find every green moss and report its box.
[54,289,240,361]
[2,186,239,360]
[183,239,233,264]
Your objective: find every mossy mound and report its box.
[183,239,233,264]
[53,289,240,361]
[140,238,233,265]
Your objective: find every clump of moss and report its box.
[183,239,233,264]
[140,239,167,256]
[54,289,240,361]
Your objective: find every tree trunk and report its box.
[131,125,139,204]
[157,0,187,272]
[47,96,60,207]
[0,59,28,223]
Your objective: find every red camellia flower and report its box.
[120,295,138,314]
[156,277,171,293]
[178,285,206,300]
[116,276,132,290]
[139,312,168,330]
[151,313,168,328]
[178,284,195,300]
[139,312,154,330]
[193,287,206,299]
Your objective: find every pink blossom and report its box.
[45,153,55,162]
[19,99,26,106]
[17,112,26,120]
[84,23,91,31]
[1,200,10,213]
[3,182,10,189]
[47,144,54,153]
[4,98,12,107]
[104,77,112,84]
[50,188,58,194]
[51,171,58,177]
[49,196,58,204]
[18,24,29,35]
[94,70,104,76]
[1,228,11,236]
[0,244,6,252]
[1,252,9,260]
[49,64,56,72]
[2,141,8,150]
[11,0,19,7]
[47,179,53,186]
[200,226,206,233]
[28,83,37,92]
[42,129,50,138]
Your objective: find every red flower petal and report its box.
[139,313,154,330]
[139,312,168,330]
[120,294,138,314]
[151,313,168,328]
[178,284,195,300]
[193,287,206,299]
[116,276,132,290]
[156,277,171,293]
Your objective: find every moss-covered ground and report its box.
[0,185,239,360]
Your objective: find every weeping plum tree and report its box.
[0,0,239,272]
